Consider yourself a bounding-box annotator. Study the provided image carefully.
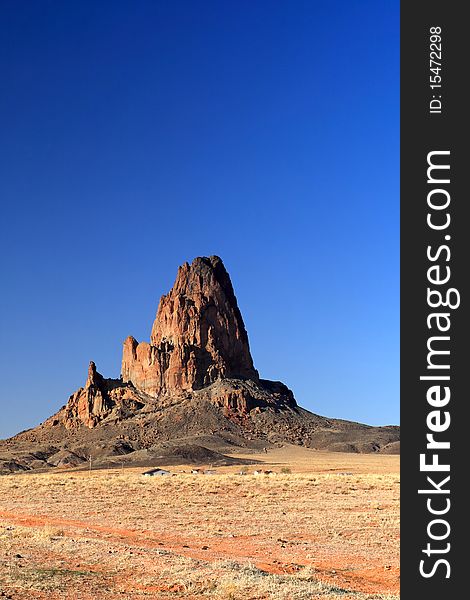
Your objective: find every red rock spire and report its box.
[121,256,259,395]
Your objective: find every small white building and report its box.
[142,468,171,477]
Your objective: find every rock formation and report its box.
[121,256,259,396]
[61,362,148,431]
[62,256,296,429]
[0,256,400,473]
[63,361,112,429]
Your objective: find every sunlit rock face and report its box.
[121,256,259,396]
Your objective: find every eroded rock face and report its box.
[121,256,259,395]
[61,361,150,429]
[63,361,113,429]
[202,379,297,415]
[60,256,297,431]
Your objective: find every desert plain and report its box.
[0,445,399,600]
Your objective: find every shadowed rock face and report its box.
[121,256,259,395]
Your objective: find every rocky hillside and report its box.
[0,256,399,473]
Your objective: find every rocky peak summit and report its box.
[122,256,259,396]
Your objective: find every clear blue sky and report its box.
[0,1,399,439]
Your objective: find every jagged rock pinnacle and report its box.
[63,361,111,429]
[121,256,259,395]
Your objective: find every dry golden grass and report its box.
[0,448,399,599]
